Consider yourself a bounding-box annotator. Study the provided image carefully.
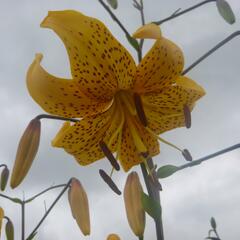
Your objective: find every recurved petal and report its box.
[132,23,162,39]
[27,54,111,118]
[142,76,205,134]
[41,10,136,100]
[134,38,184,94]
[52,102,119,166]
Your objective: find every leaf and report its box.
[210,217,217,230]
[5,220,14,240]
[26,232,37,240]
[11,198,22,204]
[126,34,140,51]
[107,0,118,9]
[157,165,179,178]
[216,0,236,24]
[141,192,161,219]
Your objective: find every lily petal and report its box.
[41,10,136,100]
[142,76,205,134]
[27,54,111,118]
[132,23,162,39]
[134,38,184,93]
[52,102,120,165]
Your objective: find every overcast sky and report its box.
[1,0,240,239]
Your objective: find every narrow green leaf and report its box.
[26,232,37,240]
[107,0,118,9]
[126,34,140,51]
[157,165,179,178]
[1,167,9,191]
[210,217,217,230]
[11,198,22,204]
[5,219,14,240]
[216,0,236,24]
[141,192,161,219]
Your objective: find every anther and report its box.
[99,140,120,171]
[183,105,191,128]
[182,149,193,161]
[99,169,121,195]
[134,93,148,127]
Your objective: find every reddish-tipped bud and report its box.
[1,166,9,191]
[10,118,41,188]
[107,233,121,240]
[0,207,4,237]
[124,172,145,237]
[68,178,90,236]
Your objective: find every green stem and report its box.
[21,202,25,240]
[26,179,72,240]
[97,0,133,42]
[0,193,22,203]
[182,31,240,75]
[138,236,144,240]
[141,162,164,240]
[35,114,79,123]
[25,184,67,203]
[178,143,240,170]
[153,0,216,25]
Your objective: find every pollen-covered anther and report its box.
[182,149,193,161]
[183,105,191,128]
[134,93,148,127]
[99,141,120,171]
[99,169,121,195]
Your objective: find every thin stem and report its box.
[26,179,72,239]
[36,114,79,123]
[21,202,25,240]
[214,229,221,239]
[98,0,132,40]
[0,164,7,168]
[0,193,22,203]
[153,0,216,25]
[182,31,240,75]
[179,143,240,170]
[25,184,67,203]
[138,0,145,62]
[141,161,164,240]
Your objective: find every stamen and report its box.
[146,127,192,161]
[118,92,136,116]
[99,169,121,195]
[127,117,148,153]
[133,93,148,127]
[182,149,193,161]
[99,141,120,171]
[183,105,191,128]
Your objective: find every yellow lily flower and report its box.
[27,10,205,171]
[107,233,121,240]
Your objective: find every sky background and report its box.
[0,0,240,239]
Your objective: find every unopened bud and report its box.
[10,118,41,188]
[1,166,9,191]
[68,178,90,236]
[5,218,14,240]
[124,172,145,237]
[107,233,121,240]
[0,207,4,237]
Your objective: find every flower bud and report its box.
[1,166,9,191]
[68,178,90,236]
[124,172,145,237]
[0,207,4,237]
[10,118,41,188]
[5,218,14,240]
[107,233,121,240]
